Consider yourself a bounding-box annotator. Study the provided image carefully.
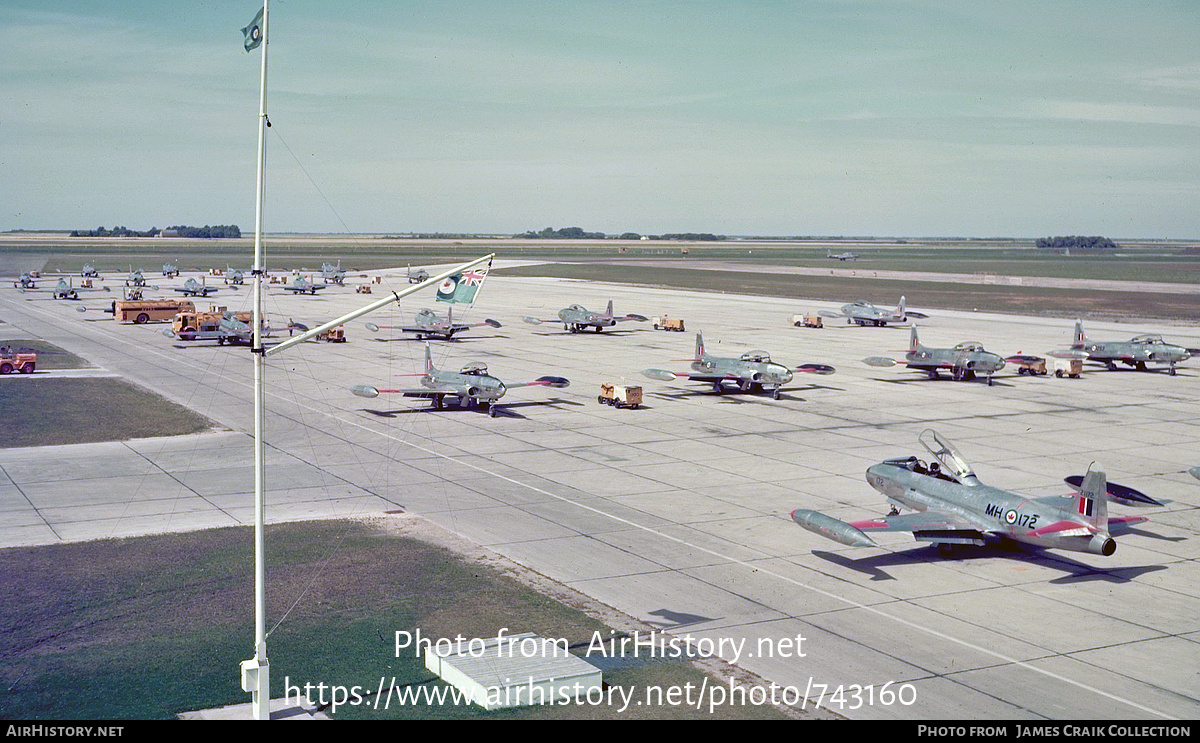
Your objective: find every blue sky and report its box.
[3,1,1199,237]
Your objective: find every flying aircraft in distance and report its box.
[642,332,835,399]
[349,343,569,417]
[407,265,429,283]
[173,277,219,297]
[863,326,1006,385]
[279,275,326,294]
[827,249,859,261]
[1049,320,1196,376]
[365,307,502,341]
[162,262,180,278]
[791,429,1160,558]
[523,300,648,333]
[819,296,927,327]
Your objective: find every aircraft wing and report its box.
[614,314,649,323]
[349,385,460,399]
[504,376,570,389]
[850,510,994,540]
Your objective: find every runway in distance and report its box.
[863,326,1006,384]
[819,296,926,326]
[642,332,835,399]
[523,300,648,333]
[349,343,569,417]
[365,307,501,341]
[1051,320,1196,376]
[792,429,1160,557]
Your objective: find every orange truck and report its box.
[0,347,37,374]
[108,299,196,324]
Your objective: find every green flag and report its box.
[435,269,486,304]
[242,7,264,52]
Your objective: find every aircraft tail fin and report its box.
[897,295,906,318]
[696,332,705,359]
[1073,319,1087,347]
[909,325,922,353]
[606,299,614,318]
[424,342,436,374]
[1075,466,1109,532]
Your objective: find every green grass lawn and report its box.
[0,520,792,720]
[0,377,213,448]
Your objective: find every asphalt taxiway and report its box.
[1,265,1197,720]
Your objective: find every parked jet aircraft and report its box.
[365,307,502,341]
[80,263,100,278]
[279,275,326,294]
[642,332,835,399]
[407,265,429,283]
[819,296,926,326]
[123,268,149,287]
[523,300,648,333]
[349,344,569,417]
[162,262,180,278]
[863,326,1006,384]
[827,249,860,261]
[791,429,1159,558]
[13,272,39,289]
[49,278,109,300]
[1050,320,1195,376]
[173,277,218,297]
[225,266,245,285]
[321,261,347,285]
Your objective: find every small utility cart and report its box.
[1006,354,1047,376]
[598,383,642,409]
[1052,358,1083,378]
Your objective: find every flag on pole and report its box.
[242,7,264,52]
[436,268,487,304]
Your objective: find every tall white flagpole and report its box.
[238,0,271,721]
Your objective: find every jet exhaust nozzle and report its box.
[1087,535,1117,556]
[790,509,878,548]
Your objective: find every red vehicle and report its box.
[0,347,37,374]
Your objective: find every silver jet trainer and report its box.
[642,332,835,399]
[864,326,1006,385]
[820,295,927,327]
[792,429,1160,557]
[350,343,569,418]
[365,307,501,341]
[523,299,648,333]
[1051,319,1196,376]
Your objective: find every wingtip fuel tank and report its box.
[790,509,878,548]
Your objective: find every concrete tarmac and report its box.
[1,264,1197,720]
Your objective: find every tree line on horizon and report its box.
[1035,235,1118,249]
[516,226,723,241]
[70,225,241,238]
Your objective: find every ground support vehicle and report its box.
[793,314,823,328]
[109,299,196,324]
[0,348,36,374]
[1053,358,1083,378]
[652,316,685,331]
[598,383,642,409]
